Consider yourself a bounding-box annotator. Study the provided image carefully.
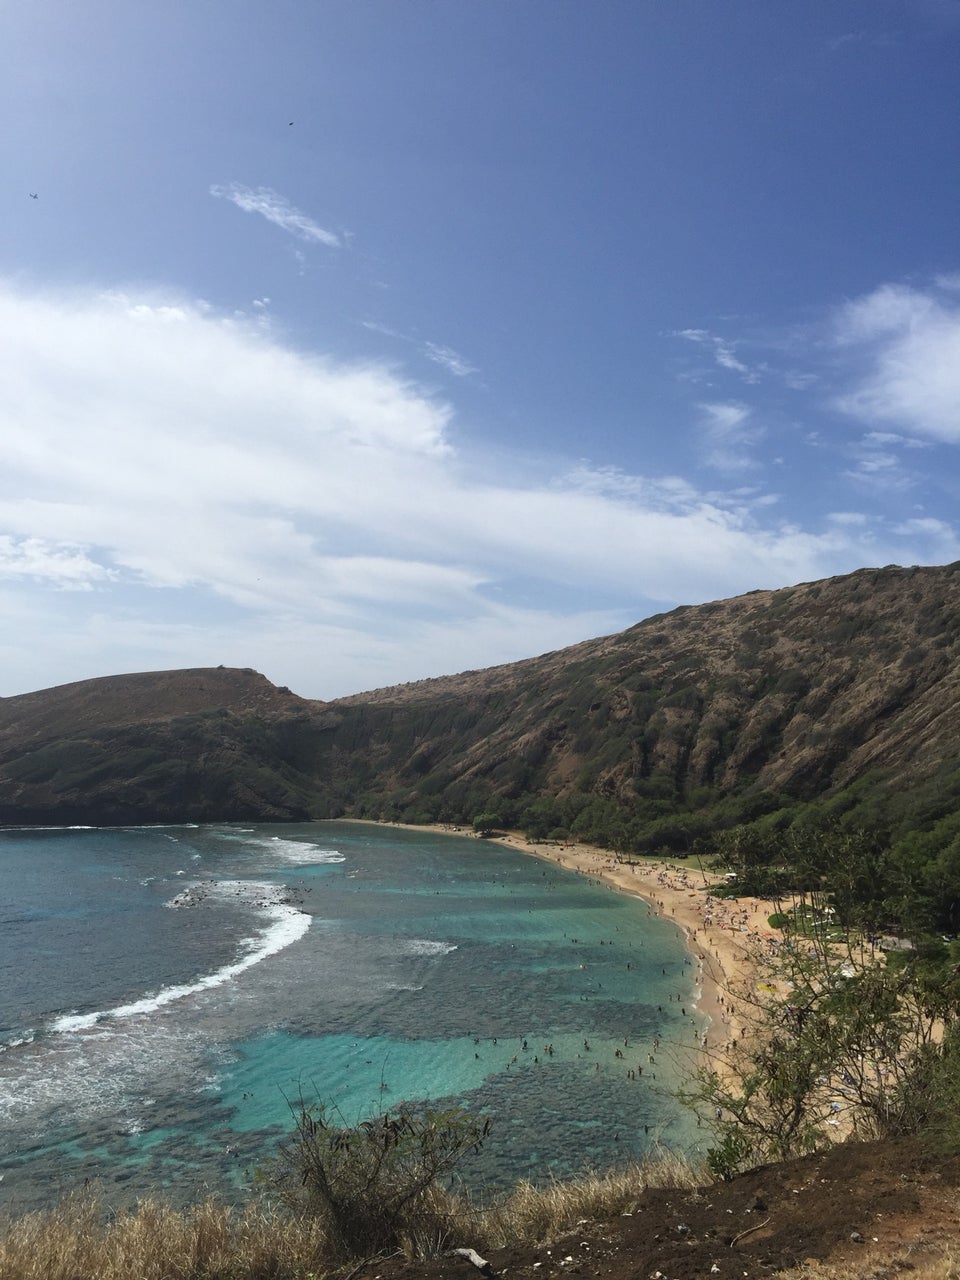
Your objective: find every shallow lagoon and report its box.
[0,821,703,1209]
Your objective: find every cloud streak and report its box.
[423,341,478,378]
[0,536,114,588]
[209,183,341,248]
[0,281,957,698]
[675,328,761,383]
[698,401,763,472]
[362,321,478,379]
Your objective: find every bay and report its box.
[0,820,703,1210]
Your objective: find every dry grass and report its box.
[0,1192,330,1280]
[481,1147,704,1248]
[777,1230,960,1280]
[0,1152,705,1280]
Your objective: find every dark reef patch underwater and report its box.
[0,821,702,1210]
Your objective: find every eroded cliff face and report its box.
[2,563,960,829]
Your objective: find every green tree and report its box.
[680,888,955,1176]
[519,796,566,840]
[472,812,501,835]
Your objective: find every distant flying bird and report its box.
[29,192,38,199]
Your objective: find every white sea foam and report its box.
[252,836,346,866]
[0,1031,36,1052]
[401,939,458,957]
[116,823,199,830]
[50,889,311,1034]
[0,825,95,832]
[208,828,345,864]
[0,1021,205,1126]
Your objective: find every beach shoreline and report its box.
[346,820,782,1064]
[482,831,775,1060]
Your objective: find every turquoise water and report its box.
[0,821,703,1209]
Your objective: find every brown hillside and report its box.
[2,562,960,832]
[0,666,312,742]
[321,563,960,818]
[0,668,320,826]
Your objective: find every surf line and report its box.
[50,893,311,1034]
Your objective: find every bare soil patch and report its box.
[343,1140,960,1280]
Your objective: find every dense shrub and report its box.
[262,1103,490,1261]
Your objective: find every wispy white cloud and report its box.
[423,341,478,378]
[862,430,931,449]
[826,28,899,52]
[782,370,819,391]
[675,278,960,497]
[826,511,870,527]
[361,319,402,339]
[834,283,936,342]
[559,465,702,510]
[844,446,908,490]
[890,515,960,563]
[0,536,114,588]
[827,30,869,51]
[842,426,934,495]
[832,282,960,442]
[0,281,956,698]
[209,183,341,248]
[894,515,957,537]
[675,328,761,383]
[698,401,763,472]
[362,320,478,379]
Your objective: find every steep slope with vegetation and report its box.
[0,667,319,824]
[324,563,960,827]
[4,1137,958,1280]
[3,563,960,855]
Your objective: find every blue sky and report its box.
[2,1,960,698]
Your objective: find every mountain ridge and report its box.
[3,562,960,836]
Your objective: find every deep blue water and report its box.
[0,821,703,1210]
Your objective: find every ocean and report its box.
[0,821,703,1211]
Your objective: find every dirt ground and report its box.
[341,1140,960,1280]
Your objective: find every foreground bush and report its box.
[261,1102,491,1261]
